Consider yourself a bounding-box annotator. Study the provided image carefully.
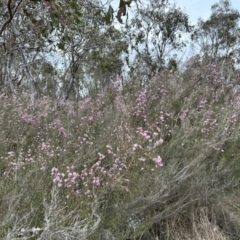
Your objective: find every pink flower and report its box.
[138,157,146,162]
[72,172,78,178]
[40,166,45,171]
[7,151,15,157]
[53,175,61,182]
[133,144,138,151]
[154,139,164,147]
[85,190,91,195]
[51,167,58,175]
[98,153,105,160]
[153,132,158,138]
[93,177,100,186]
[58,127,66,137]
[112,164,118,169]
[153,156,163,167]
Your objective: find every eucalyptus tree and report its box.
[49,2,128,100]
[83,26,128,92]
[0,0,43,100]
[0,0,64,101]
[0,0,129,101]
[125,0,193,81]
[192,0,240,63]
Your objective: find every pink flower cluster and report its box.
[134,91,147,119]
[153,156,163,167]
[21,111,39,125]
[51,166,79,189]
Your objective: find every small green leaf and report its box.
[74,17,81,24]
[104,16,111,25]
[50,13,59,26]
[57,42,65,50]
[95,10,101,16]
[108,5,114,18]
[104,5,114,24]
[75,10,82,17]
[63,30,69,40]
[70,1,78,11]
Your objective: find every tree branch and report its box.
[0,0,23,36]
[0,0,13,36]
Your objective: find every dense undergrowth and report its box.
[1,60,240,239]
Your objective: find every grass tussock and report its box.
[0,60,240,239]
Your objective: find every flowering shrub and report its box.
[0,60,240,239]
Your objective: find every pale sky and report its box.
[169,0,240,24]
[106,0,240,24]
